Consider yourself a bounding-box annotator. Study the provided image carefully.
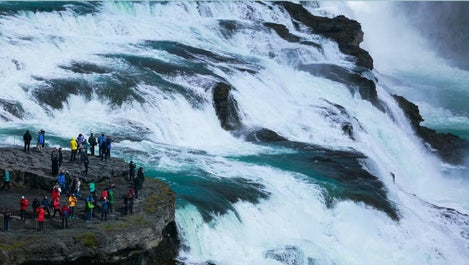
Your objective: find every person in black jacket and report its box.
[23,130,32,152]
[88,133,97,156]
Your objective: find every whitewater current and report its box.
[0,2,468,265]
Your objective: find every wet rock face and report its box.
[212,82,242,131]
[0,99,24,121]
[393,95,469,164]
[277,1,373,69]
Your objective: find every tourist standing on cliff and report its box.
[107,187,114,214]
[88,133,97,156]
[61,203,70,229]
[89,180,96,201]
[3,208,11,232]
[137,167,145,190]
[70,137,78,162]
[133,175,140,199]
[23,130,32,152]
[105,136,113,161]
[40,196,51,218]
[77,133,85,147]
[98,134,105,159]
[70,177,81,198]
[2,169,10,191]
[68,193,77,219]
[37,130,45,151]
[51,184,61,201]
[36,206,45,231]
[51,147,59,175]
[83,139,90,156]
[128,161,136,182]
[20,195,29,221]
[57,171,66,192]
[83,152,89,177]
[32,197,40,218]
[101,197,109,221]
[124,188,135,215]
[52,197,61,219]
[86,195,95,223]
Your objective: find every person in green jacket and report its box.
[2,169,10,190]
[89,181,96,201]
[107,187,114,214]
[86,195,95,223]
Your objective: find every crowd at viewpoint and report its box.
[2,129,146,232]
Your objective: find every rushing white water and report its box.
[0,2,468,265]
[345,2,469,139]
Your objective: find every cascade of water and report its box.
[0,2,467,265]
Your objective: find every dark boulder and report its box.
[243,128,287,142]
[212,82,242,131]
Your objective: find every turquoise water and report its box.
[1,1,468,264]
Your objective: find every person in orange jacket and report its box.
[68,193,78,219]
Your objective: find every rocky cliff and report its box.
[0,147,178,265]
[393,95,469,164]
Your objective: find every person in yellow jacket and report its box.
[68,193,78,219]
[70,138,78,162]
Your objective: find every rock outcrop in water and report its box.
[277,1,374,70]
[393,95,469,164]
[0,147,178,265]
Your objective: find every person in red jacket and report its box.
[52,197,61,218]
[100,189,108,201]
[20,196,29,221]
[36,206,45,231]
[61,204,70,229]
[51,185,60,200]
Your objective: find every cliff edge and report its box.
[0,147,178,265]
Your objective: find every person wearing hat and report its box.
[19,195,29,221]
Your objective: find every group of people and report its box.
[69,133,113,162]
[2,129,148,233]
[22,129,45,152]
[3,166,147,232]
[48,131,115,179]
[3,181,117,232]
[22,130,115,178]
